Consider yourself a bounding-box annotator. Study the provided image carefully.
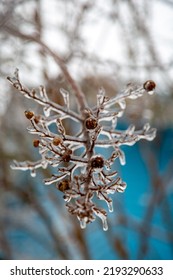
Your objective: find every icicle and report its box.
[43,106,51,117]
[102,217,108,231]
[97,87,105,107]
[112,117,117,130]
[94,209,108,231]
[39,85,48,101]
[145,128,157,141]
[105,151,118,168]
[41,160,48,169]
[56,119,65,135]
[116,109,124,118]
[108,200,113,212]
[30,169,36,177]
[143,123,150,132]
[60,88,70,110]
[126,124,135,135]
[79,218,87,229]
[99,213,108,231]
[118,149,126,165]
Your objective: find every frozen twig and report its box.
[8,68,156,230]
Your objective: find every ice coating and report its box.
[8,69,156,231]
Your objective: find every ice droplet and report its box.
[95,210,108,231]
[102,216,108,231]
[30,169,36,177]
[80,218,86,229]
[143,123,150,131]
[118,149,126,165]
[108,201,113,212]
[39,85,48,101]
[147,90,155,95]
[145,128,157,141]
[41,160,48,169]
[43,106,51,117]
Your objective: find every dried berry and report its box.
[143,80,156,92]
[91,155,104,169]
[67,148,72,155]
[34,115,40,124]
[25,110,34,120]
[52,136,62,146]
[85,117,98,130]
[62,154,71,162]
[33,139,40,147]
[58,180,70,192]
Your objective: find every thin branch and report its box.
[4,24,88,113]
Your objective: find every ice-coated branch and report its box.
[7,69,82,123]
[8,69,156,230]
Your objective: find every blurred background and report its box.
[0,0,173,260]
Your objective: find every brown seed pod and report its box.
[34,115,40,124]
[67,148,72,155]
[91,155,104,169]
[143,80,156,92]
[52,136,62,146]
[33,139,40,148]
[85,117,98,130]
[61,148,72,162]
[58,180,70,192]
[62,154,71,162]
[25,110,34,120]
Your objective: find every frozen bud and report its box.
[67,148,72,155]
[52,136,62,146]
[91,155,104,169]
[25,110,34,120]
[85,117,98,130]
[61,148,72,163]
[62,154,71,162]
[143,80,156,92]
[58,180,70,192]
[34,115,40,124]
[33,139,40,147]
